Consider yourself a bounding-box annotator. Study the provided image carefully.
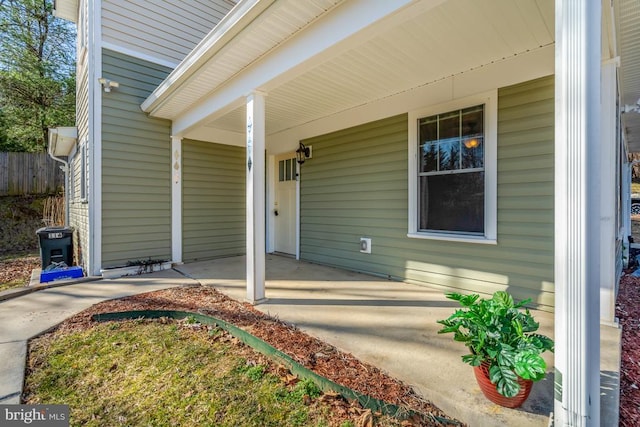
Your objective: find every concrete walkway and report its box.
[0,255,620,427]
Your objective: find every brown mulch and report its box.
[47,285,462,427]
[0,255,39,287]
[617,273,640,427]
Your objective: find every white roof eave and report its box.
[141,0,275,116]
[48,127,78,157]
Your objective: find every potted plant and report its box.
[437,291,554,408]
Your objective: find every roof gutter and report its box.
[141,0,275,116]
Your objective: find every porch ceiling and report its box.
[205,0,555,137]
[617,0,640,153]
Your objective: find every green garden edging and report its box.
[92,310,458,425]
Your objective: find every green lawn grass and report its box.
[24,320,403,427]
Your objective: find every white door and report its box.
[274,154,297,255]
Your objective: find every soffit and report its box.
[148,0,344,118]
[618,0,640,152]
[201,0,555,135]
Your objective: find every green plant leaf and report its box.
[446,292,479,307]
[529,334,555,352]
[514,353,547,381]
[461,354,483,366]
[492,291,514,308]
[489,364,520,398]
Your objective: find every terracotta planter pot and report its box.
[473,362,533,408]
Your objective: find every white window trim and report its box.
[407,90,498,244]
[79,142,88,203]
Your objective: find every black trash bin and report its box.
[36,226,74,269]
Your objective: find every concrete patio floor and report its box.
[176,254,621,427]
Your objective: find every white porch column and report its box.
[554,1,601,426]
[171,136,183,264]
[600,59,620,324]
[246,92,266,303]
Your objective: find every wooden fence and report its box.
[0,152,65,196]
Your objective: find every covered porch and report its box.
[142,0,640,423]
[175,255,621,427]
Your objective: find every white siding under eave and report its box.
[101,0,236,66]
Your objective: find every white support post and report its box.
[246,92,266,303]
[600,59,619,324]
[554,1,601,426]
[171,136,183,264]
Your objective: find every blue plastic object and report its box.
[40,266,83,283]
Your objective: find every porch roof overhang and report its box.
[142,0,640,153]
[48,127,77,158]
[141,0,557,148]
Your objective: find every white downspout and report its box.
[47,143,70,226]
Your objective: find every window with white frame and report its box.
[408,92,497,243]
[80,143,87,202]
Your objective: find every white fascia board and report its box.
[171,0,445,137]
[141,0,273,113]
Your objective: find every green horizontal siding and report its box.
[300,76,555,309]
[101,49,172,267]
[182,139,245,262]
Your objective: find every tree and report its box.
[0,0,75,152]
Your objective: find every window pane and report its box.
[420,143,438,172]
[462,106,483,137]
[438,139,460,171]
[439,111,459,140]
[462,136,484,169]
[279,160,284,182]
[419,118,438,172]
[461,106,483,169]
[419,172,484,233]
[285,159,292,180]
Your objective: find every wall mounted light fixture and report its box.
[98,77,120,92]
[296,142,311,164]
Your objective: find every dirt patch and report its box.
[45,286,463,426]
[0,255,39,290]
[0,195,47,255]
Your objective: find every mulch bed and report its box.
[50,285,462,427]
[617,274,640,427]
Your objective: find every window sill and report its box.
[407,232,497,245]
